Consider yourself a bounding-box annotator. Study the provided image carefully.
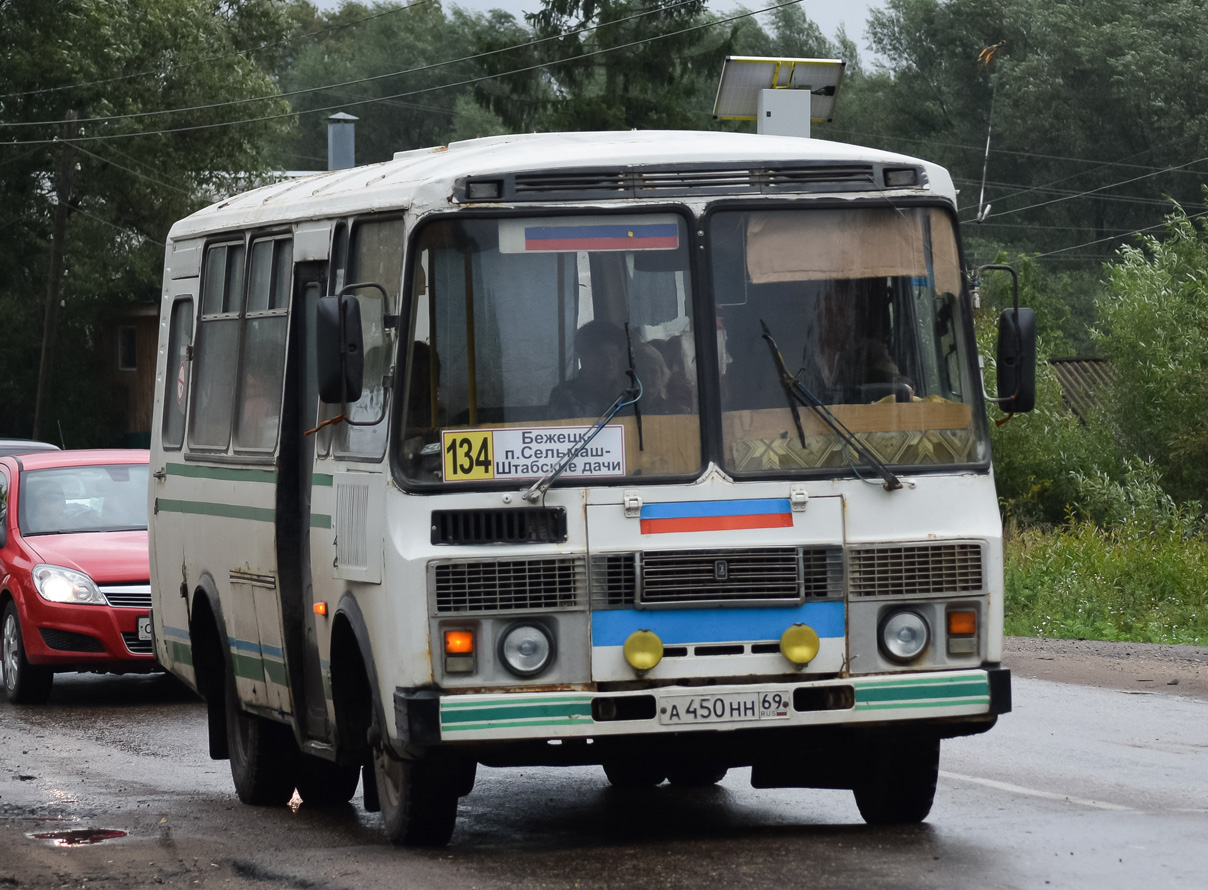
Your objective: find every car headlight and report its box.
[879,610,930,663]
[32,564,105,605]
[497,622,555,678]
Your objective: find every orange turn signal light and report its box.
[947,610,977,637]
[313,602,327,617]
[444,630,475,655]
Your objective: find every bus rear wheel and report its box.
[851,735,940,824]
[602,760,666,789]
[225,679,298,806]
[666,762,729,787]
[373,744,459,846]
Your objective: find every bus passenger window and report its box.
[189,242,245,451]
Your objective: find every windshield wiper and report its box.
[760,319,902,491]
[522,377,643,503]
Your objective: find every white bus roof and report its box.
[168,130,955,241]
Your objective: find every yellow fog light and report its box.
[623,630,664,672]
[780,624,820,665]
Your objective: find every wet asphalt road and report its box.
[1,665,1206,890]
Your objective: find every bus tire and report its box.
[666,762,728,787]
[225,678,298,806]
[2,601,54,705]
[295,755,361,807]
[602,760,666,789]
[373,745,458,846]
[852,735,940,824]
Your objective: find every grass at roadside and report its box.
[1003,519,1208,644]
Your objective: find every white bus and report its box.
[149,129,1035,846]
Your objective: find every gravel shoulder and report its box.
[1004,636,1208,701]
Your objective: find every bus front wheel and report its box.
[373,743,458,846]
[295,755,361,806]
[851,735,940,824]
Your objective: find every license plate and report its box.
[658,691,792,726]
[137,617,151,642]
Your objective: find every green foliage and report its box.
[1004,511,1208,645]
[1094,199,1208,503]
[0,0,293,441]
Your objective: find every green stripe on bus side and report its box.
[312,474,333,487]
[157,498,331,529]
[857,697,990,711]
[167,639,193,668]
[167,463,276,484]
[443,718,596,733]
[856,680,988,704]
[441,695,593,711]
[232,650,266,683]
[441,701,593,726]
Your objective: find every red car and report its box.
[0,449,152,703]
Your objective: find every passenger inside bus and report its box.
[547,320,632,419]
[797,279,913,403]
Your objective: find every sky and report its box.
[312,1,887,65]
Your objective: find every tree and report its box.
[0,0,294,443]
[1095,197,1208,503]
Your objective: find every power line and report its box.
[1,0,804,146]
[0,0,706,131]
[0,0,440,101]
[1033,208,1208,259]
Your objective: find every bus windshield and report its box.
[710,205,988,474]
[398,213,702,484]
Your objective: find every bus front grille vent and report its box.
[433,557,585,613]
[431,508,568,545]
[590,547,842,608]
[640,547,839,606]
[848,542,985,597]
[590,553,639,608]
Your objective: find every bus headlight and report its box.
[498,622,555,677]
[879,610,930,663]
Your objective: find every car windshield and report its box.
[19,465,149,535]
[710,206,988,475]
[398,213,701,485]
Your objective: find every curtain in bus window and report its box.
[161,298,193,450]
[745,208,957,283]
[190,244,245,449]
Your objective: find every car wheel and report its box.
[225,675,298,805]
[2,601,54,705]
[373,740,459,846]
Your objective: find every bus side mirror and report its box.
[996,307,1036,414]
[317,294,364,404]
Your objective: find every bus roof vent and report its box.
[431,507,568,545]
[456,162,898,203]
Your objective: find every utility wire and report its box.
[0,0,804,146]
[0,0,706,130]
[0,0,441,100]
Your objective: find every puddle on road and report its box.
[29,828,128,846]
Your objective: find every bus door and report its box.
[277,261,330,742]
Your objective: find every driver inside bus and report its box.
[548,320,632,419]
[798,279,912,403]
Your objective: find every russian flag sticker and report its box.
[639,499,794,535]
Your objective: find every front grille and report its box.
[590,553,638,608]
[431,508,567,545]
[591,546,842,608]
[122,632,153,656]
[643,547,820,605]
[40,628,105,653]
[101,585,151,609]
[849,542,984,596]
[432,557,585,614]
